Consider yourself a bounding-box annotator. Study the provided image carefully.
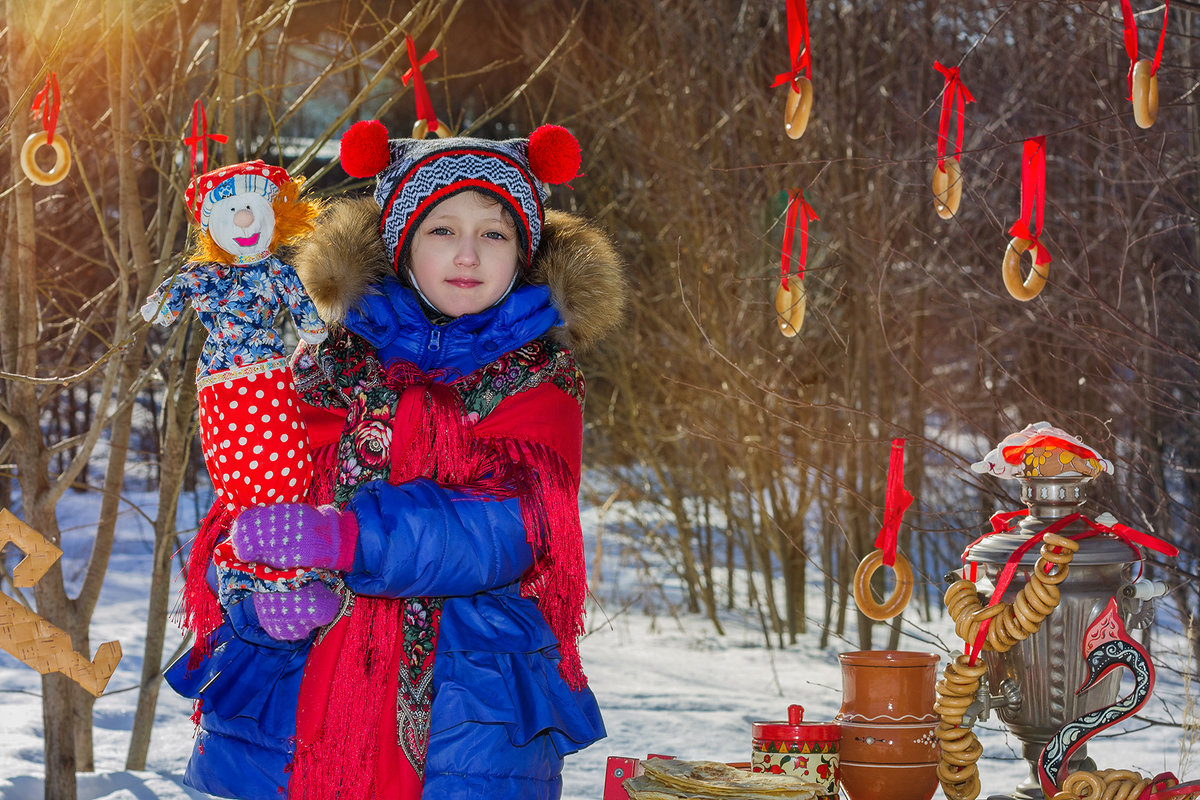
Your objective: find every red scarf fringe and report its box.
[179,502,232,668]
[507,438,588,690]
[288,595,401,799]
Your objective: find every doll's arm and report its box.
[275,262,328,345]
[140,264,200,326]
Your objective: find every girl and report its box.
[166,121,625,800]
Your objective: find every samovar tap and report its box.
[962,674,1022,728]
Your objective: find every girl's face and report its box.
[409,191,520,318]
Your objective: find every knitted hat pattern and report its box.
[339,121,581,272]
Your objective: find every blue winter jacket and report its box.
[166,277,605,799]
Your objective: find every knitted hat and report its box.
[339,121,581,271]
[185,160,292,233]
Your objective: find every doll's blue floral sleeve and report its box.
[273,261,327,344]
[140,263,203,326]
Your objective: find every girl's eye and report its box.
[428,226,452,236]
[484,230,508,241]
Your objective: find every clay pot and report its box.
[838,761,938,800]
[838,720,938,764]
[836,650,938,725]
[751,704,840,798]
[836,651,940,800]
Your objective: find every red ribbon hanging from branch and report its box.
[402,36,441,133]
[872,438,914,568]
[1007,136,1052,268]
[183,100,228,179]
[771,0,812,89]
[31,72,61,146]
[932,62,975,172]
[1119,0,1169,97]
[780,190,819,291]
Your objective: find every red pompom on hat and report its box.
[527,125,581,185]
[340,120,391,178]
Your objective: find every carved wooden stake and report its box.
[0,508,122,696]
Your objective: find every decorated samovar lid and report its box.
[752,704,840,741]
[966,422,1146,567]
[970,421,1112,482]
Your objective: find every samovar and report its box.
[959,425,1165,800]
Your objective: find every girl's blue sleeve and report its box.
[343,478,533,598]
[275,262,328,344]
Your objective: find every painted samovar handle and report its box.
[1037,599,1154,798]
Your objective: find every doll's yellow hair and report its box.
[188,178,323,265]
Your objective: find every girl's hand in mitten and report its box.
[251,582,341,641]
[230,503,358,571]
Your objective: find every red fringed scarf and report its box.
[179,503,229,668]
[287,359,588,799]
[385,361,588,688]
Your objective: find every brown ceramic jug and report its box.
[835,650,940,800]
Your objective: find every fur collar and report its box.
[292,196,626,354]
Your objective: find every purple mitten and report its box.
[230,503,358,571]
[251,582,341,641]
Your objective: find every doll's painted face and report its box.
[208,191,276,262]
[409,191,520,318]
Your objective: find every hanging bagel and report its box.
[784,78,814,140]
[412,119,452,140]
[20,131,72,186]
[852,549,914,621]
[1131,59,1158,130]
[932,159,964,219]
[775,278,807,337]
[1002,236,1049,302]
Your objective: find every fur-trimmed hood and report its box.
[292,196,626,354]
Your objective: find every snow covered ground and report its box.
[1,489,1195,799]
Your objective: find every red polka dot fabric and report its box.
[198,365,313,512]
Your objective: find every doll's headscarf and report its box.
[185,160,291,234]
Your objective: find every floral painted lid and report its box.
[970,421,1112,481]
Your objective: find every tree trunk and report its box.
[819,481,835,649]
[698,496,724,635]
[725,526,735,610]
[663,478,702,615]
[127,343,199,769]
[33,533,78,800]
[6,8,77,795]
